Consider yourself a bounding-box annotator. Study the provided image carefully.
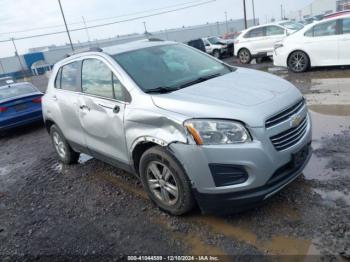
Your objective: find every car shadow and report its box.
[0,121,45,140]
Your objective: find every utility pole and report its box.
[225,11,229,33]
[11,38,26,77]
[252,0,256,25]
[82,16,91,46]
[143,21,148,34]
[243,0,247,29]
[281,4,284,20]
[58,0,74,51]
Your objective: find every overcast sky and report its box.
[0,0,314,58]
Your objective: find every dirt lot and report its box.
[1,60,350,260]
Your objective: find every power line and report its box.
[0,0,216,43]
[0,0,210,36]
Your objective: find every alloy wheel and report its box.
[53,131,66,159]
[146,161,179,206]
[239,49,250,64]
[290,52,308,72]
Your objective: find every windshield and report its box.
[280,21,304,31]
[0,84,36,100]
[207,37,223,44]
[113,44,232,93]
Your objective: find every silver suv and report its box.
[42,40,312,215]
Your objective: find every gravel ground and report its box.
[1,62,350,260]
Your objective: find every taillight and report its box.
[0,106,8,113]
[32,97,42,103]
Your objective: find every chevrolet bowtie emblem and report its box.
[290,115,302,128]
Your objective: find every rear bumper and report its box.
[193,144,312,214]
[0,110,43,131]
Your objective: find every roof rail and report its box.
[148,38,164,42]
[65,47,103,58]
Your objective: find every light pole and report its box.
[58,0,74,51]
[243,0,247,29]
[252,0,256,25]
[225,11,229,33]
[11,38,26,77]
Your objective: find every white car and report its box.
[274,14,350,72]
[202,37,233,58]
[234,21,304,64]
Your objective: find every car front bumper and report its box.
[273,48,288,67]
[169,113,312,213]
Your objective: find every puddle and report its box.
[192,216,319,255]
[309,104,350,116]
[78,154,93,164]
[303,110,350,181]
[314,189,350,207]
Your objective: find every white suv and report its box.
[234,21,304,64]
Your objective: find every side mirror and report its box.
[285,30,290,36]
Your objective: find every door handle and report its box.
[52,95,58,101]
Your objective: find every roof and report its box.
[103,39,176,56]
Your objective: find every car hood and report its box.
[151,67,302,127]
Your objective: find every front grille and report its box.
[265,99,305,128]
[270,116,308,151]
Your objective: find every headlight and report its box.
[184,119,251,145]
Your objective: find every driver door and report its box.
[78,57,131,166]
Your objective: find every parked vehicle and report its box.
[234,21,304,64]
[323,10,350,19]
[188,37,233,58]
[43,41,312,215]
[187,39,206,52]
[274,14,350,72]
[203,36,234,58]
[0,82,43,132]
[0,76,15,86]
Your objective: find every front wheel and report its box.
[213,50,221,59]
[139,146,195,215]
[238,48,252,64]
[288,51,310,73]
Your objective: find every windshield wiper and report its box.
[144,86,179,94]
[178,73,222,89]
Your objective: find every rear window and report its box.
[244,27,265,38]
[0,84,36,100]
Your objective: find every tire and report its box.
[238,48,252,64]
[50,125,80,165]
[139,146,195,215]
[288,51,310,73]
[213,50,221,59]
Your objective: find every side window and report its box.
[113,74,130,102]
[54,68,62,89]
[82,59,114,99]
[304,28,313,37]
[266,26,285,36]
[313,20,337,37]
[343,18,350,34]
[245,27,265,38]
[61,62,80,91]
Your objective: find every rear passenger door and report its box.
[339,18,350,65]
[265,26,286,55]
[303,20,340,66]
[244,27,266,55]
[78,57,131,166]
[53,61,85,148]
